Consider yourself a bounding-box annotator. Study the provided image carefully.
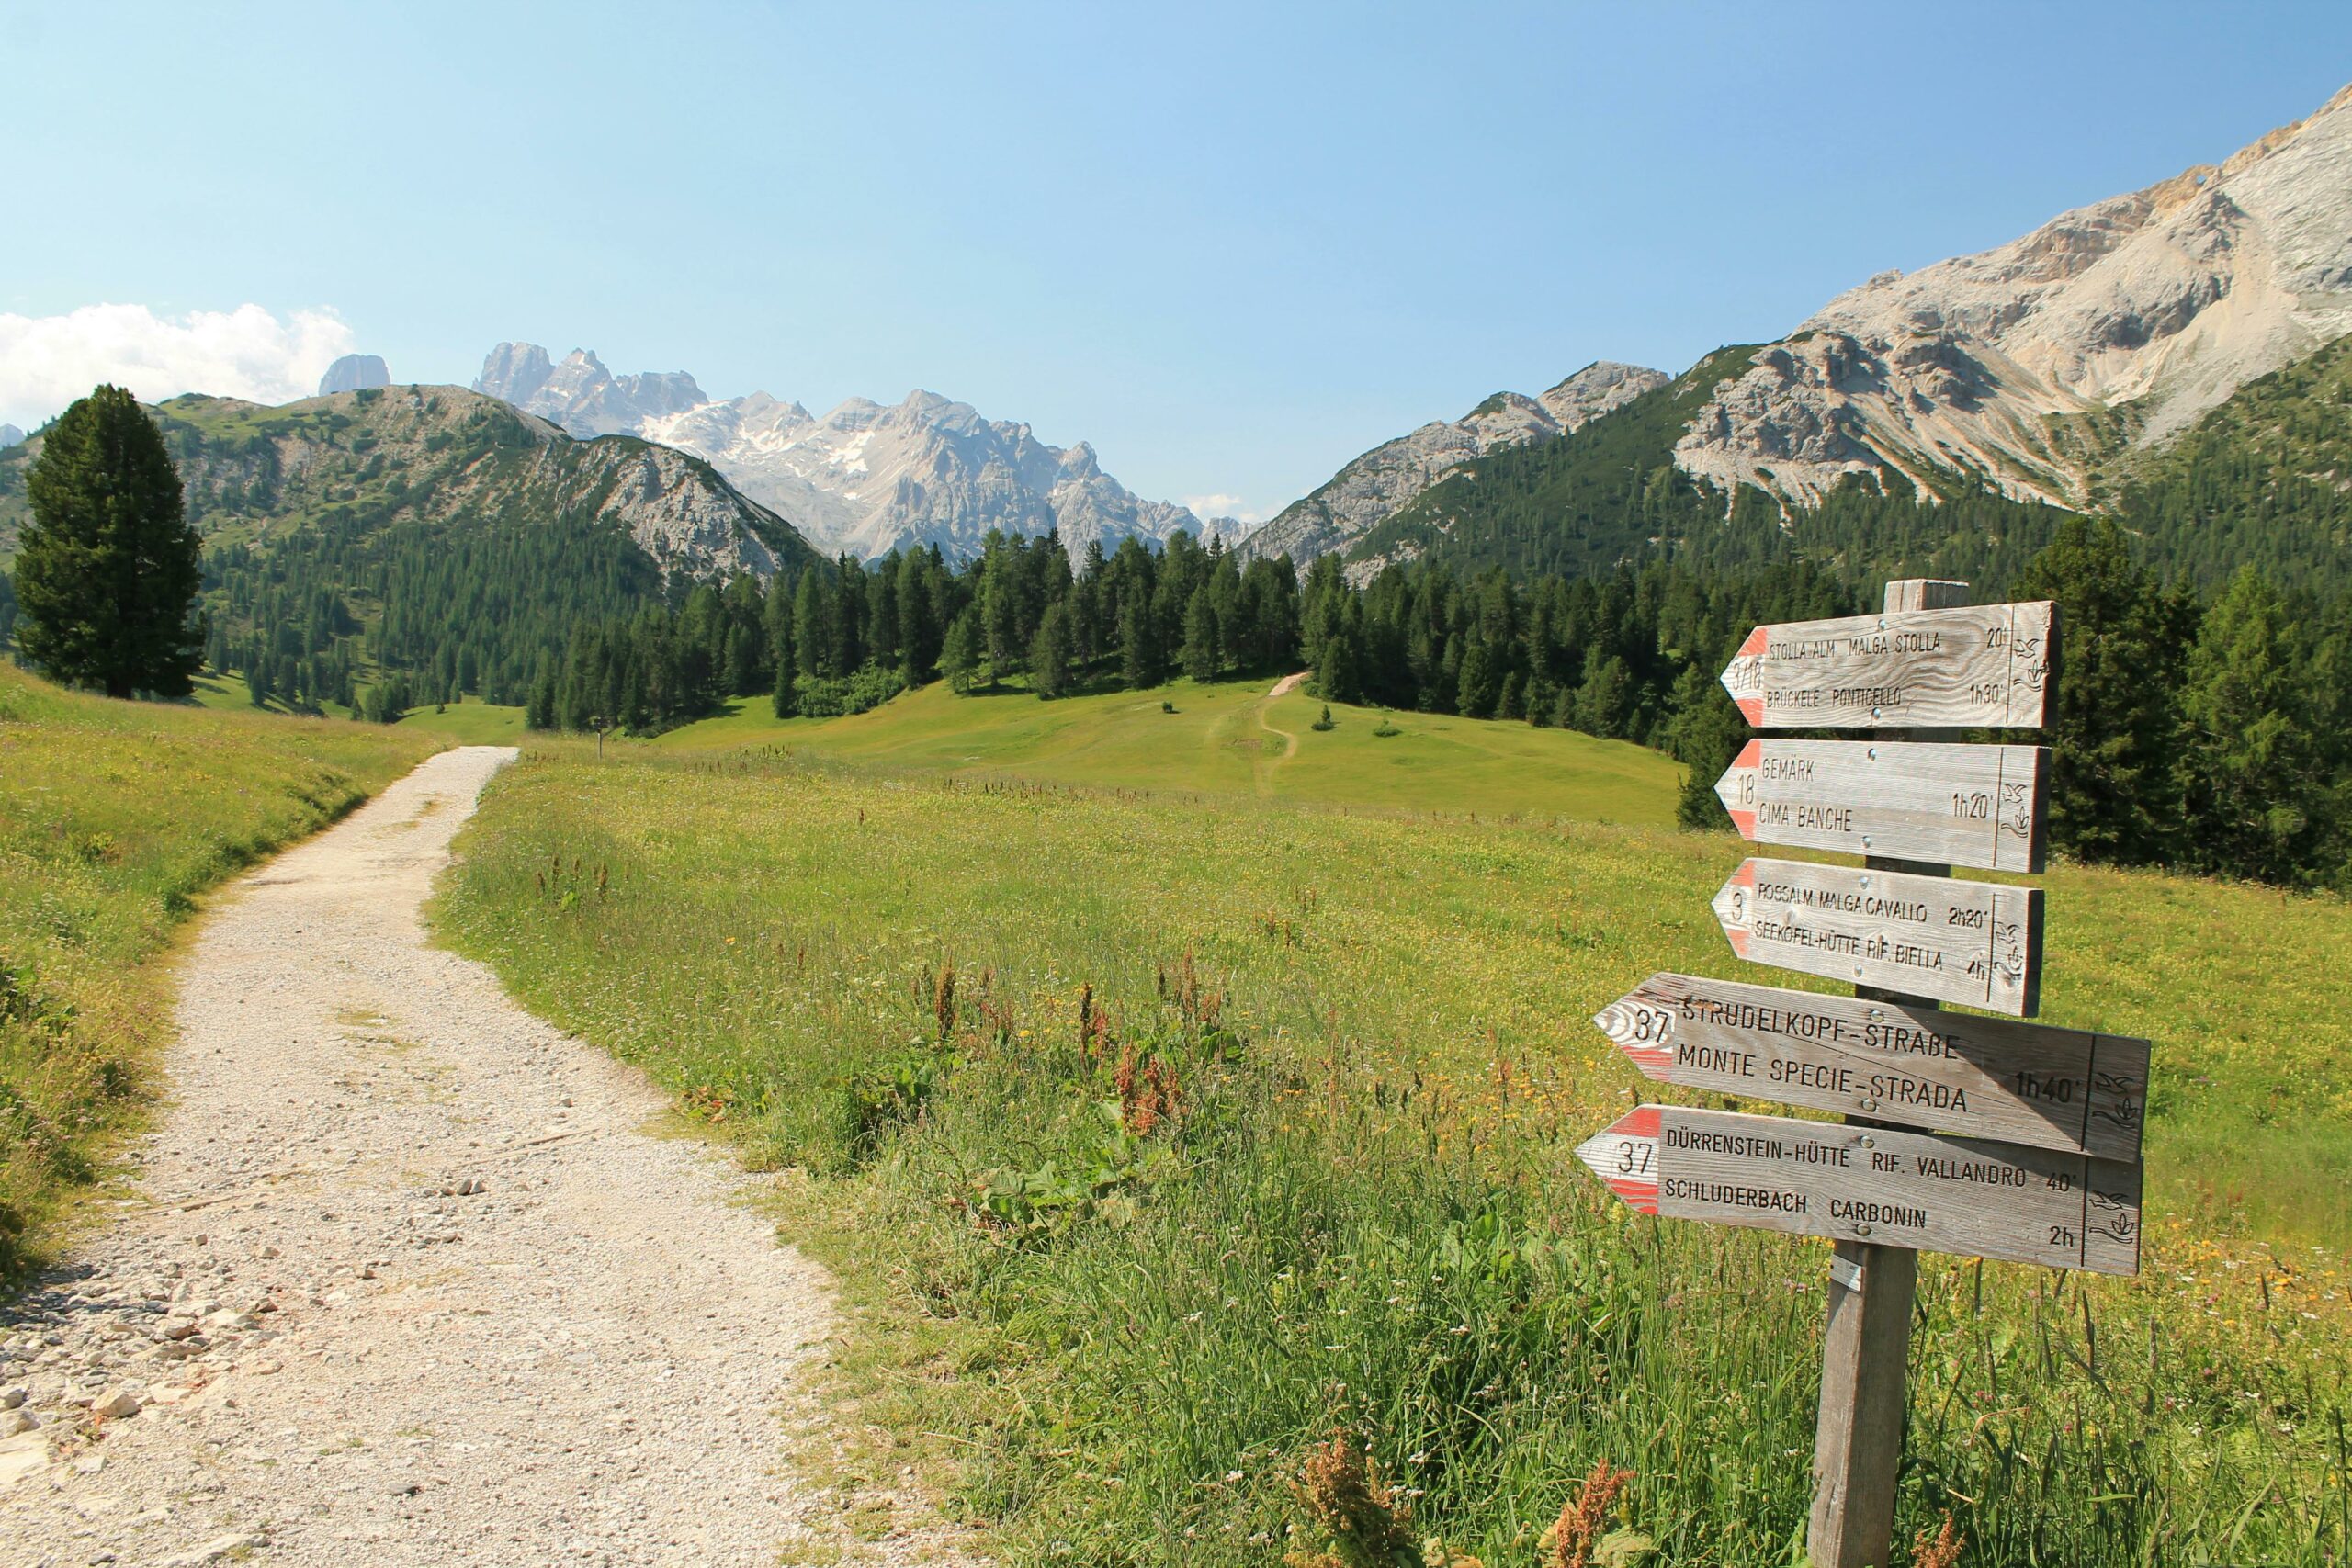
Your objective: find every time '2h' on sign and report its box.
[1573,581,2148,1568]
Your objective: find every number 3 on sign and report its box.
[1616,1140,1653,1176]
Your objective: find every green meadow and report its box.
[439,739,2352,1567]
[0,666,436,1274]
[188,668,531,746]
[651,675,1681,825]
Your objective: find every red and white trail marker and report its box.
[1575,1104,2140,1276]
[1713,739,2048,873]
[1712,857,2043,1016]
[1593,972,2147,1159]
[1719,601,2054,731]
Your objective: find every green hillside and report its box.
[0,386,820,708]
[649,674,1681,823]
[1351,345,2081,587]
[1350,335,2352,595]
[2101,332,2352,588]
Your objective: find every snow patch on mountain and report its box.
[473,344,1227,562]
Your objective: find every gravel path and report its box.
[3,747,974,1567]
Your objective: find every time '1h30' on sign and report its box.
[1720,600,2054,731]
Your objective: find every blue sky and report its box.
[3,2,2347,518]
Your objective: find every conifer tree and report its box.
[2010,517,2190,864]
[1119,590,1165,690]
[1181,585,1221,682]
[942,606,984,694]
[793,570,829,680]
[2177,567,2336,885]
[15,385,204,697]
[1031,599,1074,697]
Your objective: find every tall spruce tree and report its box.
[16,385,204,697]
[941,606,984,694]
[2010,517,2190,865]
[1031,599,1074,697]
[2177,567,2337,886]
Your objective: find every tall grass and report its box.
[0,665,436,1277]
[440,747,2352,1565]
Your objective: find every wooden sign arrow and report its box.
[1713,858,2042,1016]
[1576,1104,2140,1275]
[1714,740,2048,873]
[1720,601,2054,730]
[1594,973,2146,1159]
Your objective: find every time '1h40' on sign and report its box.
[1594,972,2147,1158]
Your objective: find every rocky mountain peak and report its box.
[1676,79,2352,508]
[471,342,1216,563]
[318,354,390,396]
[1240,358,1668,567]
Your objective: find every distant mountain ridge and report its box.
[1266,81,2352,576]
[474,344,1233,563]
[1240,362,1666,567]
[318,355,391,396]
[0,384,816,584]
[1675,81,2352,512]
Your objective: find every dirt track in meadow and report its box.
[2,746,976,1568]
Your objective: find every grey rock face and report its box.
[317,355,391,396]
[475,346,706,439]
[1676,80,2352,507]
[0,423,24,450]
[1243,360,1667,566]
[472,344,1216,562]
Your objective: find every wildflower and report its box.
[1541,1459,1633,1568]
[1910,1513,1964,1568]
[1289,1429,1414,1568]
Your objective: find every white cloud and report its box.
[0,303,357,430]
[1183,492,1264,526]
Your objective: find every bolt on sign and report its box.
[1574,581,2149,1568]
[1593,972,2147,1159]
[1719,600,2054,730]
[1576,1104,2141,1275]
[1714,739,2048,872]
[1711,857,2043,1016]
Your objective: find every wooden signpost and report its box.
[1574,579,2148,1568]
[1713,739,2049,872]
[1593,972,2148,1158]
[1711,857,2044,1016]
[1719,599,2054,730]
[1574,1104,2141,1274]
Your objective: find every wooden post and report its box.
[1807,578,1969,1568]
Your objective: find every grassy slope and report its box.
[650,676,1682,826]
[0,665,438,1275]
[440,748,2352,1566]
[188,668,529,745]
